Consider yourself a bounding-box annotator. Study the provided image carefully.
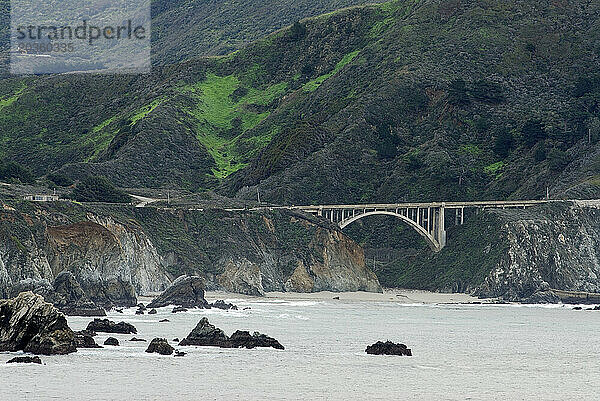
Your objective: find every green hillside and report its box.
[1,0,599,202]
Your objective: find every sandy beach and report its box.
[199,289,491,304]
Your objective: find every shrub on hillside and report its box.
[447,79,470,106]
[0,160,34,183]
[288,21,307,41]
[493,129,514,158]
[547,148,570,171]
[522,120,547,148]
[47,172,74,187]
[71,176,131,203]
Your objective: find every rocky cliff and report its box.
[0,200,381,304]
[475,201,600,302]
[373,201,600,302]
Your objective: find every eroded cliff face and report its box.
[476,201,600,301]
[212,217,381,295]
[0,201,381,303]
[0,204,168,306]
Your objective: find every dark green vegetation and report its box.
[343,212,507,291]
[0,159,33,183]
[0,0,379,72]
[71,176,131,203]
[151,0,383,65]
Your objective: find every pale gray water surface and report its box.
[1,296,599,400]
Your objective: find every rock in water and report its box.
[130,337,146,342]
[86,319,137,334]
[179,317,284,350]
[9,273,106,317]
[7,356,42,364]
[147,275,209,309]
[171,306,188,313]
[228,331,285,350]
[146,338,174,355]
[365,341,412,356]
[179,317,230,347]
[0,292,77,355]
[147,309,157,315]
[210,300,238,310]
[74,331,102,348]
[52,271,106,317]
[104,337,119,346]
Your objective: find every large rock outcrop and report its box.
[365,341,412,356]
[179,317,284,350]
[86,319,137,334]
[179,317,230,347]
[0,292,77,355]
[146,338,174,355]
[0,205,169,307]
[8,272,105,316]
[147,275,209,308]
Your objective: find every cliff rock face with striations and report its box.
[0,203,168,307]
[475,201,600,302]
[378,201,600,302]
[0,200,381,302]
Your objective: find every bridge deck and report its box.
[281,199,550,212]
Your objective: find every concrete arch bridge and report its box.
[285,201,549,252]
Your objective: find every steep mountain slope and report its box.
[1,0,599,202]
[0,0,380,72]
[151,0,384,64]
[2,0,600,300]
[226,0,600,203]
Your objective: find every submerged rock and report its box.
[365,341,412,356]
[130,337,146,342]
[148,308,157,315]
[210,300,238,310]
[147,275,208,309]
[104,337,119,346]
[174,350,186,357]
[179,317,284,350]
[159,319,170,322]
[74,331,102,348]
[179,317,230,347]
[172,306,188,313]
[0,292,77,355]
[86,319,137,334]
[228,331,284,350]
[146,338,174,355]
[7,356,43,364]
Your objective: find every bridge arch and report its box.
[338,210,441,251]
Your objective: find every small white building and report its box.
[23,194,59,202]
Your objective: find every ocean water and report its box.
[1,296,599,400]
